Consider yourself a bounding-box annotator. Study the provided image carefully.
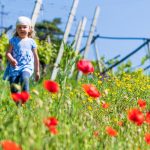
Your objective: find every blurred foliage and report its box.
[57,42,82,83]
[35,18,63,44]
[36,39,57,65]
[117,61,132,74]
[60,42,77,69]
[141,54,150,65]
[0,34,9,64]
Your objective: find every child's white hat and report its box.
[16,16,31,26]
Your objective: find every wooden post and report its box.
[64,20,81,78]
[72,20,82,49]
[75,17,87,54]
[83,6,100,58]
[69,17,87,77]
[51,0,79,80]
[94,41,104,72]
[77,6,100,80]
[31,0,42,27]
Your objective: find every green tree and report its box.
[35,18,63,43]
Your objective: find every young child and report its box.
[3,16,40,93]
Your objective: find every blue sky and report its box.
[1,0,150,73]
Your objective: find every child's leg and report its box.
[20,71,30,92]
[9,75,20,93]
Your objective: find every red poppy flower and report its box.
[11,92,30,104]
[49,126,58,135]
[11,93,22,103]
[20,92,30,103]
[102,102,109,108]
[106,126,118,137]
[82,84,101,98]
[128,108,144,126]
[1,140,22,150]
[145,133,150,145]
[44,117,58,135]
[137,99,146,108]
[44,117,58,128]
[145,112,150,124]
[77,59,94,74]
[44,80,59,93]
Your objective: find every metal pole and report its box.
[77,6,100,80]
[0,4,8,34]
[31,0,42,27]
[102,40,150,74]
[51,0,79,80]
[144,65,150,71]
[79,34,100,53]
[69,17,87,77]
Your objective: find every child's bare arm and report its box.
[6,44,18,67]
[33,48,40,81]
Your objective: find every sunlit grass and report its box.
[0,70,150,149]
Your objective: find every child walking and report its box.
[3,16,40,94]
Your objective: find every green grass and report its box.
[0,70,150,150]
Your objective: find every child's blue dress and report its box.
[3,36,37,81]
